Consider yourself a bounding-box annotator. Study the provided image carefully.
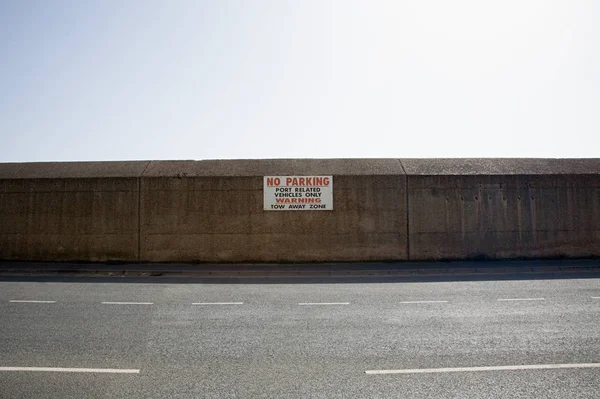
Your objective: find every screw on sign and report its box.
[263,176,333,211]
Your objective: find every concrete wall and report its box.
[0,162,147,262]
[139,159,407,262]
[403,159,600,260]
[0,159,598,263]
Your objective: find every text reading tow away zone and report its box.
[264,176,333,211]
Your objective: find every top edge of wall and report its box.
[0,161,151,179]
[142,159,405,177]
[400,158,600,175]
[0,159,405,179]
[0,158,599,179]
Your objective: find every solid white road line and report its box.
[192,302,244,305]
[101,302,153,305]
[9,300,56,304]
[398,300,448,304]
[298,302,350,305]
[365,363,600,375]
[497,298,546,302]
[0,367,139,374]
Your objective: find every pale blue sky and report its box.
[1,0,598,162]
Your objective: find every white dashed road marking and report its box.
[398,300,448,304]
[101,302,153,305]
[497,298,545,302]
[365,363,600,375]
[192,302,244,305]
[9,300,56,304]
[298,302,350,306]
[0,367,140,374]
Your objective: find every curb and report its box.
[2,265,600,278]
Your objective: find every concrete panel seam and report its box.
[397,159,407,176]
[406,173,411,260]
[138,161,151,261]
[139,161,153,178]
[138,177,141,261]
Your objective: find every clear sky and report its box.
[1,0,598,162]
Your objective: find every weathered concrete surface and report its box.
[1,159,599,263]
[141,158,403,177]
[404,159,600,260]
[0,161,150,179]
[0,162,146,261]
[140,159,407,262]
[401,158,600,175]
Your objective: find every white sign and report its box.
[264,176,333,211]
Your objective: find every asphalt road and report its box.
[1,274,599,398]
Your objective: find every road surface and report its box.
[1,274,599,398]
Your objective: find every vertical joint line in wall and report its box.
[138,161,151,262]
[405,173,410,260]
[398,160,410,260]
[137,176,141,261]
